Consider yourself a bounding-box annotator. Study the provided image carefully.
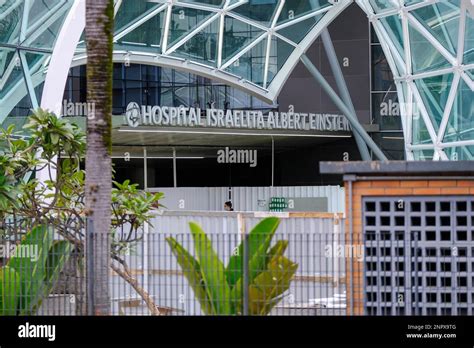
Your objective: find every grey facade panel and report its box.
[152,186,345,213]
[278,3,371,125]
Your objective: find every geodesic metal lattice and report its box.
[1,0,473,161]
[71,0,351,103]
[0,0,73,128]
[358,0,474,160]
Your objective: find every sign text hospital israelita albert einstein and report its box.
[124,102,351,132]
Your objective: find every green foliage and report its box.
[0,109,86,220]
[0,267,20,315]
[189,222,232,314]
[23,109,86,161]
[0,226,73,315]
[0,172,18,212]
[112,180,164,230]
[166,218,298,315]
[0,108,164,313]
[0,108,163,245]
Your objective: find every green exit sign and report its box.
[269,197,288,212]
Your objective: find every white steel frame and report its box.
[1,0,473,161]
[358,0,474,160]
[0,0,72,122]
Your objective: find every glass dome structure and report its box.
[358,0,474,160]
[0,0,73,125]
[0,0,473,160]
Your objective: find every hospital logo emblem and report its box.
[126,102,141,128]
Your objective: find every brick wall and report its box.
[344,178,474,315]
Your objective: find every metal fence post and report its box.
[242,232,249,316]
[333,213,340,288]
[143,221,150,293]
[86,218,94,316]
[237,213,249,315]
[348,177,355,315]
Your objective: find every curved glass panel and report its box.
[415,74,453,131]
[266,36,295,86]
[411,101,432,146]
[277,0,331,25]
[114,0,162,30]
[0,0,471,161]
[0,0,73,126]
[64,63,275,113]
[168,7,215,48]
[0,0,24,45]
[173,19,219,66]
[411,1,460,56]
[369,0,398,13]
[118,11,165,53]
[109,0,341,89]
[224,36,267,86]
[444,79,474,143]
[464,13,474,65]
[409,22,451,73]
[444,145,474,161]
[277,14,324,44]
[379,15,404,60]
[222,16,264,63]
[230,1,279,25]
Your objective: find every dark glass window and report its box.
[64,63,275,115]
[370,24,404,160]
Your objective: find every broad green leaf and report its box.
[29,241,74,314]
[229,221,282,307]
[248,256,298,315]
[8,225,54,314]
[166,237,215,315]
[265,240,289,265]
[226,217,280,288]
[190,222,231,315]
[7,246,35,313]
[0,266,20,316]
[44,241,73,286]
[231,254,297,315]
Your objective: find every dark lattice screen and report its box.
[363,196,474,316]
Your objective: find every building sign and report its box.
[268,197,328,212]
[124,102,351,132]
[269,197,288,212]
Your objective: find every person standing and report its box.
[224,201,234,212]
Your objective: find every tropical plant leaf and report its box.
[166,237,215,315]
[189,222,231,315]
[44,241,74,286]
[169,218,297,316]
[7,246,35,313]
[29,240,74,314]
[0,266,20,316]
[226,217,280,288]
[248,256,298,315]
[8,225,54,314]
[266,240,289,265]
[229,221,283,308]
